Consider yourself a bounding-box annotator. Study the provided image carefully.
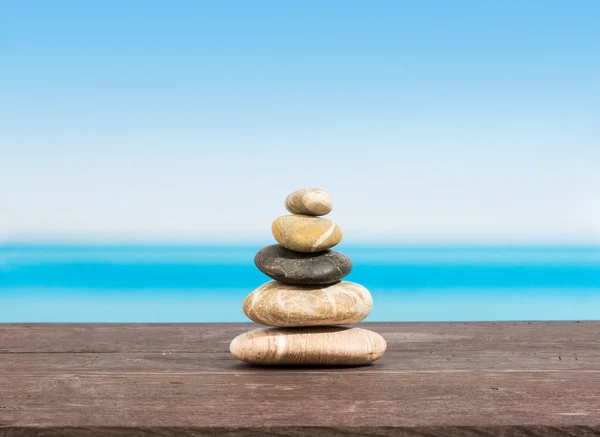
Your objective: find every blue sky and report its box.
[1,1,599,242]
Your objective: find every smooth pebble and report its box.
[254,244,352,285]
[285,188,333,216]
[272,214,342,253]
[243,280,372,327]
[230,326,386,366]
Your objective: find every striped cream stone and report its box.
[243,280,372,327]
[230,326,386,366]
[272,214,342,252]
[285,188,333,216]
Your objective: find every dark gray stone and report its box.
[254,244,352,285]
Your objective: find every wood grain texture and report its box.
[1,322,600,436]
[1,427,600,437]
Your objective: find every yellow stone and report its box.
[285,188,333,216]
[272,214,342,252]
[243,280,372,327]
[230,326,387,366]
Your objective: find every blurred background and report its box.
[1,1,599,322]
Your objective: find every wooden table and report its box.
[1,322,599,436]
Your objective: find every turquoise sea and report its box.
[1,244,599,322]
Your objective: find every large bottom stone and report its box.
[230,327,386,366]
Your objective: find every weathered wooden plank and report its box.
[1,322,598,353]
[1,372,600,428]
[0,349,598,374]
[1,426,600,437]
[1,322,599,436]
[1,322,598,374]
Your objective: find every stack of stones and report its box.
[230,188,386,366]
